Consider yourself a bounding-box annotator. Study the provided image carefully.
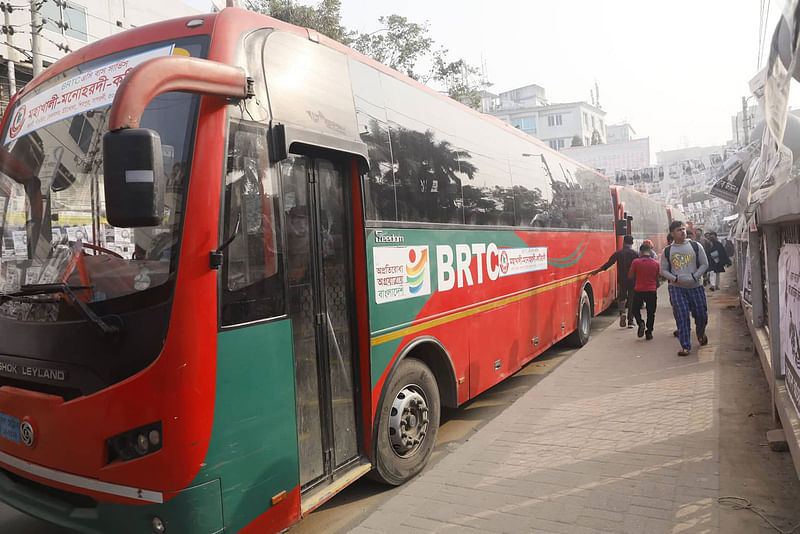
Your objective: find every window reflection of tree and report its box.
[359,118,396,221]
[360,120,476,224]
[358,117,614,231]
[513,184,549,227]
[541,155,612,230]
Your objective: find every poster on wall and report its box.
[779,244,800,418]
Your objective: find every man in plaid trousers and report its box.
[660,220,709,356]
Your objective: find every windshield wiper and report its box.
[1,283,121,336]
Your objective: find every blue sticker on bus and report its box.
[0,413,21,443]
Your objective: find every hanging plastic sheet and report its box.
[760,0,800,198]
[710,142,759,202]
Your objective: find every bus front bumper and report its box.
[0,467,224,533]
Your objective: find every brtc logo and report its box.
[499,250,510,275]
[8,105,26,139]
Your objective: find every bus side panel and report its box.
[468,302,521,397]
[367,228,617,408]
[195,320,300,534]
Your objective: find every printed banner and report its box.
[709,165,745,203]
[4,44,175,145]
[710,145,757,203]
[779,244,800,418]
[498,247,548,277]
[373,246,431,304]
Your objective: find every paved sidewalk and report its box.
[351,279,800,533]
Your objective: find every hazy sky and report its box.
[186,1,796,153]
[340,0,794,153]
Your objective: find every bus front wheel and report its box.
[372,358,440,486]
[567,290,592,347]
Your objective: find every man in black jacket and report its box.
[706,232,732,291]
[593,235,639,327]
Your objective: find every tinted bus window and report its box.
[389,123,466,224]
[349,58,397,222]
[221,121,286,325]
[463,154,514,226]
[349,56,613,230]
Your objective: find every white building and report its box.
[1,0,214,112]
[656,146,728,167]
[606,123,636,144]
[561,137,650,176]
[489,84,606,151]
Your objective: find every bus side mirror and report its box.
[103,129,165,227]
[616,219,628,235]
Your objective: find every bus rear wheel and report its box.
[567,290,592,347]
[372,358,440,486]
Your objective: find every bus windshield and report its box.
[0,37,207,321]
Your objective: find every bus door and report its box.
[280,154,360,492]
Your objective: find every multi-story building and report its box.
[1,0,212,113]
[656,146,728,167]
[561,137,650,176]
[488,84,606,151]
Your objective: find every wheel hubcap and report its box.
[388,386,429,458]
[581,303,590,334]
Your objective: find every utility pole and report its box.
[2,2,17,98]
[742,96,750,145]
[30,0,42,76]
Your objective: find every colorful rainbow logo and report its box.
[406,248,428,294]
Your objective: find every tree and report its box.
[432,56,488,110]
[243,0,351,43]
[571,135,584,147]
[351,15,433,79]
[244,2,489,110]
[590,129,602,145]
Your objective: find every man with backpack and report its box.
[660,220,709,356]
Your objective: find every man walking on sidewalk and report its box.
[593,235,639,327]
[660,220,710,356]
[629,242,660,340]
[706,231,731,291]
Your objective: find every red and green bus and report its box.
[0,8,661,533]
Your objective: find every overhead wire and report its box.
[8,31,67,61]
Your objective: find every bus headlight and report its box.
[106,422,162,463]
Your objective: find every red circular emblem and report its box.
[499,251,509,275]
[8,104,26,139]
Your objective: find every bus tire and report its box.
[567,290,592,347]
[372,358,440,486]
